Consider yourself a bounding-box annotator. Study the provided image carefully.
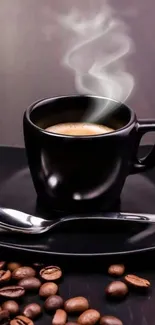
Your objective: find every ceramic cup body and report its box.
[23,95,155,213]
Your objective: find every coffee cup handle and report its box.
[131,119,155,173]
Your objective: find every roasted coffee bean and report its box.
[39,282,58,298]
[40,266,62,281]
[32,263,44,270]
[44,295,63,311]
[0,286,25,298]
[78,309,100,325]
[10,315,33,325]
[23,303,42,320]
[0,262,6,270]
[0,310,10,325]
[65,296,89,313]
[0,270,11,284]
[2,300,19,316]
[52,309,67,325]
[108,265,125,277]
[124,274,150,288]
[105,281,128,298]
[100,316,123,325]
[18,277,41,291]
[12,267,36,280]
[7,263,21,272]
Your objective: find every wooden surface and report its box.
[0,0,155,146]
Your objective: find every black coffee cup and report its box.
[23,95,155,213]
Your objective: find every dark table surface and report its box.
[1,0,155,146]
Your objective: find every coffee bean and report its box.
[0,270,11,284]
[52,309,67,325]
[44,295,63,312]
[0,263,6,270]
[7,263,21,272]
[105,281,128,298]
[100,316,123,325]
[39,282,58,298]
[10,315,33,325]
[125,274,150,288]
[0,286,25,298]
[108,265,125,277]
[78,309,100,325]
[64,296,89,313]
[12,267,36,280]
[1,301,19,316]
[32,263,44,270]
[40,266,62,281]
[0,310,10,325]
[23,303,42,320]
[18,277,41,291]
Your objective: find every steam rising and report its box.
[58,1,134,122]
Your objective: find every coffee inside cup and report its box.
[45,123,114,136]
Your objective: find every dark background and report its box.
[0,0,155,146]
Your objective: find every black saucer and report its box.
[0,145,155,259]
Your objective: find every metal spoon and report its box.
[0,207,155,235]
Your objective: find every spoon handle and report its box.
[59,212,155,224]
[46,212,155,234]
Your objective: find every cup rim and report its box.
[25,95,136,138]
